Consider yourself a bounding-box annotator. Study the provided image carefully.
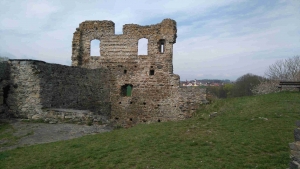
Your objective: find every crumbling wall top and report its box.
[122,18,177,41]
[74,20,115,35]
[79,20,115,29]
[71,18,177,66]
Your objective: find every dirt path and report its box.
[0,119,113,152]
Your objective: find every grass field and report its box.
[0,91,299,169]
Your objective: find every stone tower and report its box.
[71,19,205,126]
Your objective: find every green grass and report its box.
[0,121,19,148]
[0,91,299,169]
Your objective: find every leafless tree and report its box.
[0,56,9,62]
[265,55,300,81]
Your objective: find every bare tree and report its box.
[0,56,9,62]
[253,55,300,95]
[265,55,300,81]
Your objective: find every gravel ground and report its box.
[0,119,113,152]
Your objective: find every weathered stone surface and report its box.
[291,150,300,160]
[209,112,218,118]
[31,114,43,120]
[289,122,300,168]
[4,60,111,120]
[290,142,300,151]
[49,119,58,124]
[290,161,300,169]
[71,19,206,126]
[0,19,207,127]
[295,129,300,141]
[296,121,300,128]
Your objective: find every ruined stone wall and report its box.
[0,61,10,117]
[0,19,207,126]
[178,87,207,117]
[71,19,206,127]
[5,59,111,121]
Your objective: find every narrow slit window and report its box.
[159,39,165,54]
[124,70,127,74]
[90,39,100,56]
[3,85,10,105]
[138,38,148,55]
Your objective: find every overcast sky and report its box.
[0,0,299,81]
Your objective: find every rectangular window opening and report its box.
[121,84,133,97]
[160,44,164,53]
[159,39,165,54]
[150,70,155,75]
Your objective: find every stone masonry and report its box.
[289,121,300,169]
[0,60,111,124]
[0,19,206,127]
[71,18,206,126]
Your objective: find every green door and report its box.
[126,85,132,96]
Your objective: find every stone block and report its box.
[290,142,300,151]
[20,61,28,65]
[295,129,300,141]
[296,121,300,128]
[290,161,300,169]
[290,143,298,151]
[209,112,218,118]
[64,116,74,119]
[56,113,65,119]
[291,150,300,160]
[31,114,43,120]
[49,119,58,124]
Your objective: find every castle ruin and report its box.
[0,19,206,127]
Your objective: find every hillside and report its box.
[0,91,299,168]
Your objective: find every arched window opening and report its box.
[121,84,133,97]
[90,39,100,56]
[158,39,165,53]
[138,38,148,55]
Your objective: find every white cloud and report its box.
[24,0,58,18]
[0,0,299,80]
[173,0,300,80]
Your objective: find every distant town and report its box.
[180,79,232,87]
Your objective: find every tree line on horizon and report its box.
[206,55,300,99]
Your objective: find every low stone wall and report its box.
[0,61,10,118]
[5,59,111,121]
[178,86,207,117]
[32,108,109,124]
[289,121,300,168]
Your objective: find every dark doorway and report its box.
[3,85,10,105]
